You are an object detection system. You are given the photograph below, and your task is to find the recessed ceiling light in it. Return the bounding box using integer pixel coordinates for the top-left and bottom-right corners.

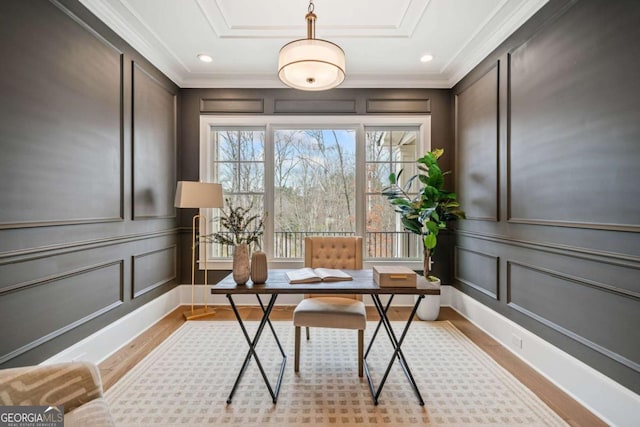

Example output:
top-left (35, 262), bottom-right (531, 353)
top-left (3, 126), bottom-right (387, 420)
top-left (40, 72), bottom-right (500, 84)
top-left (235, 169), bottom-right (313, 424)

top-left (420, 54), bottom-right (434, 63)
top-left (197, 54), bottom-right (213, 63)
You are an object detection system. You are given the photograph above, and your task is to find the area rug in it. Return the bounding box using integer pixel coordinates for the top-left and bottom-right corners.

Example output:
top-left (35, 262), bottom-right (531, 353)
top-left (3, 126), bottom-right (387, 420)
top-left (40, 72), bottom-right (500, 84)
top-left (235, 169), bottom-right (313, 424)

top-left (105, 320), bottom-right (567, 426)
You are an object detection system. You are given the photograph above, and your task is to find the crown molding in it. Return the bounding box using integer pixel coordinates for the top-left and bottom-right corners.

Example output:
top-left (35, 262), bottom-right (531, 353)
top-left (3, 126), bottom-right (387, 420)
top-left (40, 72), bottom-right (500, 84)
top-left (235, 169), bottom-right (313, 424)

top-left (446, 0), bottom-right (549, 87)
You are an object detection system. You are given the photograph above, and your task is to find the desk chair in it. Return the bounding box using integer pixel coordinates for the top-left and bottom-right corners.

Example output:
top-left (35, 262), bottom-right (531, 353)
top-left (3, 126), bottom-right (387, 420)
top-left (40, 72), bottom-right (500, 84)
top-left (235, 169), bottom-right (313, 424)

top-left (293, 236), bottom-right (366, 377)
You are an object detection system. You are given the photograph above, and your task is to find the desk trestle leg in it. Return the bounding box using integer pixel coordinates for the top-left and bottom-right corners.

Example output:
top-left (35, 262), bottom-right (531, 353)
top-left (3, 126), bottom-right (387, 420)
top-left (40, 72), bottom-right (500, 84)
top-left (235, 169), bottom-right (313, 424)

top-left (225, 294), bottom-right (287, 404)
top-left (363, 294), bottom-right (425, 406)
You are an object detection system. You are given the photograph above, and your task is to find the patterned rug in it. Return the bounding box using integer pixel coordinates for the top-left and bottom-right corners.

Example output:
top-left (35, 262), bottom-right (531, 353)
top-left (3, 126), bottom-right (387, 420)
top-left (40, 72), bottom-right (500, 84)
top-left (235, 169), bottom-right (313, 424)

top-left (105, 320), bottom-right (567, 426)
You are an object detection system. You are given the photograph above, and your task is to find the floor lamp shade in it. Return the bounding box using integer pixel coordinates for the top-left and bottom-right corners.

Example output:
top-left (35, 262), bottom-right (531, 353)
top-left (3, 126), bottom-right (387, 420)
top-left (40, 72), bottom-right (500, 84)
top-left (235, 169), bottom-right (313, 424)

top-left (174, 181), bottom-right (223, 209)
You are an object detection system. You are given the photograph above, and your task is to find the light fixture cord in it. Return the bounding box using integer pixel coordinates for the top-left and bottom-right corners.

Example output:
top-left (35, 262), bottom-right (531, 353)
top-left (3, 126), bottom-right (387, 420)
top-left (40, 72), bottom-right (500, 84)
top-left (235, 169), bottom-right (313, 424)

top-left (306, 0), bottom-right (317, 40)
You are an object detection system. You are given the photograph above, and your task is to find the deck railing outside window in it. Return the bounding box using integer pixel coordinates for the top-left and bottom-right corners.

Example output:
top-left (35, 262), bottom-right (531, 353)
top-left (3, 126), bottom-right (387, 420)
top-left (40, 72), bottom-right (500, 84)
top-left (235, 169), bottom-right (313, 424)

top-left (209, 231), bottom-right (419, 259)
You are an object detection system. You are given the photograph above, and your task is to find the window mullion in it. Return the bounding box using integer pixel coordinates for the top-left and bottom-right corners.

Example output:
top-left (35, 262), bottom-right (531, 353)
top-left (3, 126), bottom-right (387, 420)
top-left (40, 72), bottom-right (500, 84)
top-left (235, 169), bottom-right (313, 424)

top-left (263, 124), bottom-right (275, 259)
top-left (355, 124), bottom-right (366, 248)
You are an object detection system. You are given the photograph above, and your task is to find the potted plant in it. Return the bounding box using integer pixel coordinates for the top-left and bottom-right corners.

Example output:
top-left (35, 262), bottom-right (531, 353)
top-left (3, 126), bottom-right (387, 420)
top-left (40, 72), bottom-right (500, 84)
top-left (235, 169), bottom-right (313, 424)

top-left (381, 148), bottom-right (465, 320)
top-left (207, 198), bottom-right (264, 284)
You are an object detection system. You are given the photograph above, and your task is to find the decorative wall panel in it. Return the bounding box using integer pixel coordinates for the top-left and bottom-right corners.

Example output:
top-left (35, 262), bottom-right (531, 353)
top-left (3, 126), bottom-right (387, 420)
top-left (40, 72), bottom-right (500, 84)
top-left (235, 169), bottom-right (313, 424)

top-left (0, 1), bottom-right (123, 228)
top-left (507, 261), bottom-right (639, 372)
top-left (366, 98), bottom-right (431, 113)
top-left (132, 245), bottom-right (177, 298)
top-left (274, 99), bottom-right (357, 114)
top-left (508, 1), bottom-right (640, 230)
top-left (0, 261), bottom-right (123, 364)
top-left (454, 246), bottom-right (499, 299)
top-left (132, 63), bottom-right (177, 219)
top-left (455, 64), bottom-right (499, 221)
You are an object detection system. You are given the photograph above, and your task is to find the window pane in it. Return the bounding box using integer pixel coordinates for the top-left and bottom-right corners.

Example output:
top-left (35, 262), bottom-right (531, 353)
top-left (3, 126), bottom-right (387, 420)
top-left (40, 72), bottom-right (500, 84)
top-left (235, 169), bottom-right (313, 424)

top-left (365, 128), bottom-right (420, 259)
top-left (391, 130), bottom-right (418, 162)
top-left (366, 130), bottom-right (391, 162)
top-left (238, 163), bottom-right (264, 192)
top-left (212, 129), bottom-right (264, 162)
top-left (366, 162), bottom-right (390, 193)
top-left (215, 162), bottom-right (236, 193)
top-left (273, 129), bottom-right (356, 258)
top-left (238, 131), bottom-right (265, 162)
top-left (366, 195), bottom-right (420, 259)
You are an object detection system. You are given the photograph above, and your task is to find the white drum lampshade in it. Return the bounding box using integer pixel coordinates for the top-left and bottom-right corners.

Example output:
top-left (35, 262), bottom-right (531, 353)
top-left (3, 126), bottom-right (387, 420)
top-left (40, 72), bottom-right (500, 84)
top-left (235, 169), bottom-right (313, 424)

top-left (278, 1), bottom-right (345, 91)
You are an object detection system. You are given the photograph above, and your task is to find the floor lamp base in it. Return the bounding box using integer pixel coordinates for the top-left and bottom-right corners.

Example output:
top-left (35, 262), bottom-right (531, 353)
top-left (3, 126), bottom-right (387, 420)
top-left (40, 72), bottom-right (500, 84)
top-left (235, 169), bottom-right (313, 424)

top-left (183, 306), bottom-right (216, 320)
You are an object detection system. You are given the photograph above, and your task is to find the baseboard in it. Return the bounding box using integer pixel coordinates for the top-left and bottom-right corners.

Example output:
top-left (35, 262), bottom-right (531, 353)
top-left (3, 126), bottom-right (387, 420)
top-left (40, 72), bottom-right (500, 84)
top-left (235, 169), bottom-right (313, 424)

top-left (448, 286), bottom-right (640, 427)
top-left (42, 286), bottom-right (182, 366)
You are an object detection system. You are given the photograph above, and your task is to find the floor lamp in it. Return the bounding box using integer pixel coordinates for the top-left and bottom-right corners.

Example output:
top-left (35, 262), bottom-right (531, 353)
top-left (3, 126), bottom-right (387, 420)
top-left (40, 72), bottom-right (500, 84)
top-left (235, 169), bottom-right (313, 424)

top-left (175, 181), bottom-right (223, 320)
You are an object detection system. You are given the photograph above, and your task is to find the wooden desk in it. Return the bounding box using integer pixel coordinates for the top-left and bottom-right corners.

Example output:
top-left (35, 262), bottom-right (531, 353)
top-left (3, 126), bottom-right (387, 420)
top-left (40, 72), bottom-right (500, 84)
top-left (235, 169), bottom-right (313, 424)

top-left (211, 269), bottom-right (439, 405)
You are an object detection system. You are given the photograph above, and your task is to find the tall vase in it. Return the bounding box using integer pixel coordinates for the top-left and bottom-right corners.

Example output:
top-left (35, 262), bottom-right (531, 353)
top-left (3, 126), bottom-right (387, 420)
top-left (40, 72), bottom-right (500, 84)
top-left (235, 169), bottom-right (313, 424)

top-left (250, 251), bottom-right (268, 284)
top-left (232, 243), bottom-right (250, 285)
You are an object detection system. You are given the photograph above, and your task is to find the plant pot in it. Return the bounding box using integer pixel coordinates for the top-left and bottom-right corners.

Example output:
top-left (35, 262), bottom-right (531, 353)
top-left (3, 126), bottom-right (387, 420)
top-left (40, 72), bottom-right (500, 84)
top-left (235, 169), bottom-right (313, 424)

top-left (232, 243), bottom-right (250, 285)
top-left (416, 277), bottom-right (441, 321)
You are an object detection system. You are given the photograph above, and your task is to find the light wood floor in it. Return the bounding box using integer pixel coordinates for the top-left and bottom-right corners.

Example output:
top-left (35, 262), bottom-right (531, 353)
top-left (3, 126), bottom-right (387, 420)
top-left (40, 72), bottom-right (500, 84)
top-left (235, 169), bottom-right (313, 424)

top-left (99, 305), bottom-right (606, 426)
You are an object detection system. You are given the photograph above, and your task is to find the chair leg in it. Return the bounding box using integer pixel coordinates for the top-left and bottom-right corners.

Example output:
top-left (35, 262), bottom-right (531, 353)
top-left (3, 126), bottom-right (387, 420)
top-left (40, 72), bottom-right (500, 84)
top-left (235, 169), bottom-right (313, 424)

top-left (305, 326), bottom-right (310, 340)
top-left (358, 329), bottom-right (364, 377)
top-left (295, 326), bottom-right (301, 373)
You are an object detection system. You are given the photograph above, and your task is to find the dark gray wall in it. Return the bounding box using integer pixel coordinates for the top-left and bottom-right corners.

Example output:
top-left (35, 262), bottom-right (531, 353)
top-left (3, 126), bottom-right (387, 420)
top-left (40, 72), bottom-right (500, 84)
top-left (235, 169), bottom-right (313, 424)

top-left (0, 0), bottom-right (179, 367)
top-left (178, 88), bottom-right (455, 284)
top-left (453, 0), bottom-right (640, 393)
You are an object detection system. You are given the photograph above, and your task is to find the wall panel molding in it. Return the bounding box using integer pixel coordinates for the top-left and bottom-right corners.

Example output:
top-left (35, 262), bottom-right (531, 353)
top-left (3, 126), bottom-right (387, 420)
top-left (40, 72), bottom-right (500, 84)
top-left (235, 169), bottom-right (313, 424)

top-left (201, 98), bottom-right (264, 114)
top-left (455, 62), bottom-right (500, 222)
top-left (0, 2), bottom-right (125, 230)
top-left (0, 229), bottom-right (179, 264)
top-left (0, 260), bottom-right (124, 364)
top-left (507, 260), bottom-right (640, 373)
top-left (506, 217), bottom-right (640, 233)
top-left (131, 62), bottom-right (177, 220)
top-left (505, 15), bottom-right (640, 231)
top-left (454, 246), bottom-right (499, 299)
top-left (275, 99), bottom-right (357, 114)
top-left (366, 98), bottom-right (430, 113)
top-left (132, 245), bottom-right (177, 298)
top-left (456, 229), bottom-right (640, 268)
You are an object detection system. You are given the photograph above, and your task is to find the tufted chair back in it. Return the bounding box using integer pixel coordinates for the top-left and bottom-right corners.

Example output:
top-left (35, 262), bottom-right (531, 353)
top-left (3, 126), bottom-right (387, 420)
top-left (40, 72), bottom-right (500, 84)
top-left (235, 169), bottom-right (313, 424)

top-left (304, 236), bottom-right (362, 300)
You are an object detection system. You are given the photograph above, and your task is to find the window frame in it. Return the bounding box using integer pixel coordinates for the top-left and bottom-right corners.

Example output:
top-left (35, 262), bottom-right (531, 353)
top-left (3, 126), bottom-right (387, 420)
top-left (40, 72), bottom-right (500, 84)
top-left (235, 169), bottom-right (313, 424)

top-left (199, 115), bottom-right (430, 270)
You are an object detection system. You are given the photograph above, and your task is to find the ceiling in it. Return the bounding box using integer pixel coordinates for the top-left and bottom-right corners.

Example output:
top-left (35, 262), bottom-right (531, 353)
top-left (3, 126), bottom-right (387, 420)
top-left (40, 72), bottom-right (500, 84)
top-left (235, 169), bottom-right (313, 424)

top-left (80, 0), bottom-right (548, 89)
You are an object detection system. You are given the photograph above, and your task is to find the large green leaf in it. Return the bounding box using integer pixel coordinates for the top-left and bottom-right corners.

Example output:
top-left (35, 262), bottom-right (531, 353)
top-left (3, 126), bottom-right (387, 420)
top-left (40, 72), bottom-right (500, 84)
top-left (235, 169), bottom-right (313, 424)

top-left (427, 168), bottom-right (444, 189)
top-left (401, 216), bottom-right (422, 234)
top-left (391, 198), bottom-right (411, 206)
top-left (425, 220), bottom-right (440, 235)
top-left (424, 234), bottom-right (437, 249)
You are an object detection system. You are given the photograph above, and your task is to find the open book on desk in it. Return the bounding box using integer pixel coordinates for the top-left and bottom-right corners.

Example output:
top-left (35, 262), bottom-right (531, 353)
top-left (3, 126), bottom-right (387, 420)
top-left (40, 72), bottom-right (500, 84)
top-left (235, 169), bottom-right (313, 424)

top-left (286, 268), bottom-right (352, 284)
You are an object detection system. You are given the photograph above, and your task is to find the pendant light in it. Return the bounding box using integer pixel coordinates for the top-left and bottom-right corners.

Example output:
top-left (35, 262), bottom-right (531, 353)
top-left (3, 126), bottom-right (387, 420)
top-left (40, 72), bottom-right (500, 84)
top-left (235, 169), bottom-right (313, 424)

top-left (278, 0), bottom-right (346, 91)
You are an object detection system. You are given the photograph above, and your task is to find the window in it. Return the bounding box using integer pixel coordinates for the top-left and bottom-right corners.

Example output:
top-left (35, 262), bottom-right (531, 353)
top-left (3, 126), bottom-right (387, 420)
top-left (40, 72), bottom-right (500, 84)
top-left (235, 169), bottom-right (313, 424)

top-left (200, 116), bottom-right (429, 268)
top-left (365, 128), bottom-right (421, 259)
top-left (206, 128), bottom-right (265, 257)
top-left (273, 128), bottom-right (356, 258)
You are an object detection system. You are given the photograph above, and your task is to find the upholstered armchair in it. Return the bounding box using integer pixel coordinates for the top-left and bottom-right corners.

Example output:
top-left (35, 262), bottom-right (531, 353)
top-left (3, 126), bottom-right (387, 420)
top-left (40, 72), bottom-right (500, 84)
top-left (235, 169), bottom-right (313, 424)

top-left (0, 362), bottom-right (115, 427)
top-left (293, 236), bottom-right (366, 377)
